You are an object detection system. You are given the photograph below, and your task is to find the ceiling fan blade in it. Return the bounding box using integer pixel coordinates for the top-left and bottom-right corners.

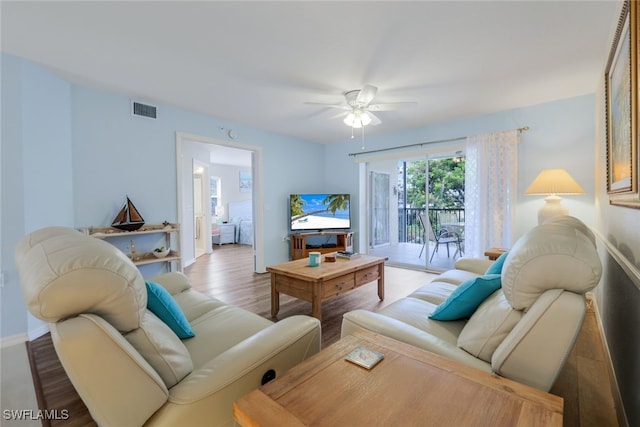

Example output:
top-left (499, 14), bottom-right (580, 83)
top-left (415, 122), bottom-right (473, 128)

top-left (368, 101), bottom-right (418, 111)
top-left (303, 102), bottom-right (349, 110)
top-left (366, 111), bottom-right (382, 126)
top-left (356, 84), bottom-right (378, 106)
top-left (328, 110), bottom-right (350, 120)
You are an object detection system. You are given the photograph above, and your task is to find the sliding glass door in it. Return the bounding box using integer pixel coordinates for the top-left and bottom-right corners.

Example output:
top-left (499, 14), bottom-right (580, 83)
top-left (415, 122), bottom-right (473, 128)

top-left (370, 171), bottom-right (390, 247)
top-left (368, 152), bottom-right (465, 271)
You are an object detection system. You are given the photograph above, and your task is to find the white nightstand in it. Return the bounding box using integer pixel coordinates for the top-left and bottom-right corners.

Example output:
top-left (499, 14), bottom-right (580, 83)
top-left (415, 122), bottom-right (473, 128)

top-left (212, 223), bottom-right (235, 246)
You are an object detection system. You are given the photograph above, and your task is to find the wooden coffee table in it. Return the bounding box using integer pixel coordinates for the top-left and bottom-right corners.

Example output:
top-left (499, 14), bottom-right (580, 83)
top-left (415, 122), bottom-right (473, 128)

top-left (267, 254), bottom-right (386, 321)
top-left (233, 329), bottom-right (563, 426)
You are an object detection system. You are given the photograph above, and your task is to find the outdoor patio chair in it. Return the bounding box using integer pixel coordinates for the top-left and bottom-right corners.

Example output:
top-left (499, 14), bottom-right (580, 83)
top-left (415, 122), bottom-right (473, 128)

top-left (419, 213), bottom-right (463, 262)
top-left (438, 211), bottom-right (465, 254)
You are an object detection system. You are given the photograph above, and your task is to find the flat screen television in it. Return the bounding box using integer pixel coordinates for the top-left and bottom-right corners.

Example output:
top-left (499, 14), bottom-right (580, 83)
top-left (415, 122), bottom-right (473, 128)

top-left (290, 193), bottom-right (351, 231)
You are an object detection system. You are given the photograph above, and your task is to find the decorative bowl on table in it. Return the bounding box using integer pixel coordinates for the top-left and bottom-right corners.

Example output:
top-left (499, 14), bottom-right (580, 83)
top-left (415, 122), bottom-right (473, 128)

top-left (153, 247), bottom-right (170, 258)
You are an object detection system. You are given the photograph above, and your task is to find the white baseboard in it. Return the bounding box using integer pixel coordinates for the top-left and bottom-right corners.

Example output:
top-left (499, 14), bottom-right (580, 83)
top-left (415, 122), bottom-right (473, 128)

top-left (0, 333), bottom-right (28, 349)
top-left (0, 324), bottom-right (49, 349)
top-left (28, 324), bottom-right (49, 341)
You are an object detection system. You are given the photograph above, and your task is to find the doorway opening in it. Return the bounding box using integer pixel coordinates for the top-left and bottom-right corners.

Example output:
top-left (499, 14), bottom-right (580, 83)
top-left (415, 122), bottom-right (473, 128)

top-left (176, 133), bottom-right (264, 273)
top-left (193, 161), bottom-right (208, 259)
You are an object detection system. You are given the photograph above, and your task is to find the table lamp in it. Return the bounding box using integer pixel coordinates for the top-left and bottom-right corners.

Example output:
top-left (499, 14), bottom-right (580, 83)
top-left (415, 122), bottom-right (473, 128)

top-left (525, 168), bottom-right (585, 224)
top-left (215, 205), bottom-right (225, 223)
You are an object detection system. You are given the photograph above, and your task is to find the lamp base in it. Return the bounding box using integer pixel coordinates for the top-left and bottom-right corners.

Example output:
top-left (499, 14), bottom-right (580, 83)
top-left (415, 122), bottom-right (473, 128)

top-left (537, 195), bottom-right (569, 224)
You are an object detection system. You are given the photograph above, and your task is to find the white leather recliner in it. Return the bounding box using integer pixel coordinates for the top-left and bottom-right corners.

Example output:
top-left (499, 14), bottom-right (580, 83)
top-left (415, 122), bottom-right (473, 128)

top-left (15, 227), bottom-right (321, 426)
top-left (342, 216), bottom-right (602, 391)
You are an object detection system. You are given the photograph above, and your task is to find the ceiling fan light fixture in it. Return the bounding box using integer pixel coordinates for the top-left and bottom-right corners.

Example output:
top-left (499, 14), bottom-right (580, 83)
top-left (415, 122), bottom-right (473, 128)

top-left (343, 110), bottom-right (371, 128)
top-left (343, 112), bottom-right (356, 127)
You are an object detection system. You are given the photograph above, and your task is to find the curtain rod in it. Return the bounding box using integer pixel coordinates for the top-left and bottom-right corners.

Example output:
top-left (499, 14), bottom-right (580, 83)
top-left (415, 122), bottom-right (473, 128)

top-left (348, 126), bottom-right (530, 157)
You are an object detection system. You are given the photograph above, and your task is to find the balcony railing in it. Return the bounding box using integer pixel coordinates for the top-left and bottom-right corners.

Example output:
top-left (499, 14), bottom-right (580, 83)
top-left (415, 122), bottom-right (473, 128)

top-left (399, 208), bottom-right (465, 244)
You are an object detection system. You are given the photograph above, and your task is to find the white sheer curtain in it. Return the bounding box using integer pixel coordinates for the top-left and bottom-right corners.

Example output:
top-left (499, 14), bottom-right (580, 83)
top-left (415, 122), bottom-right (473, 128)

top-left (464, 130), bottom-right (519, 257)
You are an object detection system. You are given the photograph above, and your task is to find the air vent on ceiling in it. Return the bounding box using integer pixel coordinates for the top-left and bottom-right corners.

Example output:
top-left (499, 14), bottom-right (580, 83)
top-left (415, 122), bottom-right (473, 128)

top-left (131, 101), bottom-right (157, 119)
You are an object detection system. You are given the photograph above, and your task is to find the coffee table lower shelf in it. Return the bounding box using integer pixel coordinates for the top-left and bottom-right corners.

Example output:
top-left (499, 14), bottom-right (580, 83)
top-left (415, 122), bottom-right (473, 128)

top-left (233, 330), bottom-right (563, 426)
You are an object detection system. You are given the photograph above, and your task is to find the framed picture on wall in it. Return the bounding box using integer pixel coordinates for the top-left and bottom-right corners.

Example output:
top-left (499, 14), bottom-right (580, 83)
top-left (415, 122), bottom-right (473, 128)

top-left (239, 171), bottom-right (252, 193)
top-left (606, 0), bottom-right (640, 208)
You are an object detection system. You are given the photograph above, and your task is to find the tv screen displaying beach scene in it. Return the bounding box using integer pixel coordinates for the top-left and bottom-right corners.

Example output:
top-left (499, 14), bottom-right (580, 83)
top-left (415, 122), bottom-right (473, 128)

top-left (290, 193), bottom-right (351, 231)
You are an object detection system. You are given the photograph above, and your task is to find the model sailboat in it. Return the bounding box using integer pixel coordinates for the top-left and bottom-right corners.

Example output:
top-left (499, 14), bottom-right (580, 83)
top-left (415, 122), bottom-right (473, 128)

top-left (111, 196), bottom-right (145, 231)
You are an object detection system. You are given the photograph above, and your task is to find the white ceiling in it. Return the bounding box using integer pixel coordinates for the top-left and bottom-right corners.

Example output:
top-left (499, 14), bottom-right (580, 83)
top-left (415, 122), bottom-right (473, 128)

top-left (1, 1), bottom-right (622, 144)
top-left (208, 143), bottom-right (252, 167)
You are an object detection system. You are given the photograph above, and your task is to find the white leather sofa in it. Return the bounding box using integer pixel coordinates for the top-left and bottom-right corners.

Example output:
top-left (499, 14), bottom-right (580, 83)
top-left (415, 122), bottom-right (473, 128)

top-left (342, 216), bottom-right (602, 391)
top-left (15, 226), bottom-right (321, 426)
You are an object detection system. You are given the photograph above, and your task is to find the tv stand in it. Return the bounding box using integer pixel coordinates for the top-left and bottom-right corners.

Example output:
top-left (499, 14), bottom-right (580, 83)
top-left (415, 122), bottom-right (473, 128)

top-left (291, 231), bottom-right (353, 260)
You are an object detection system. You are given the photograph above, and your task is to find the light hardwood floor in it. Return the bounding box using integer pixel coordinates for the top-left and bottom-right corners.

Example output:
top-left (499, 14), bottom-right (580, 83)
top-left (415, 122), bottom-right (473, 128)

top-left (187, 244), bottom-right (440, 347)
top-left (24, 244), bottom-right (622, 426)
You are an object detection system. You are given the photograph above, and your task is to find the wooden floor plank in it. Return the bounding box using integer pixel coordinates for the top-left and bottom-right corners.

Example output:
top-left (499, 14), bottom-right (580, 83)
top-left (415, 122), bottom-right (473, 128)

top-left (25, 244), bottom-right (620, 426)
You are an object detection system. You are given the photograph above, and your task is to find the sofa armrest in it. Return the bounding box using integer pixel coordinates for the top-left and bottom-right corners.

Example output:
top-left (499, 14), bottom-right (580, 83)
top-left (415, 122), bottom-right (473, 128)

top-left (491, 290), bottom-right (585, 391)
top-left (454, 257), bottom-right (495, 274)
top-left (144, 315), bottom-right (321, 426)
top-left (52, 314), bottom-right (169, 427)
top-left (341, 310), bottom-right (491, 372)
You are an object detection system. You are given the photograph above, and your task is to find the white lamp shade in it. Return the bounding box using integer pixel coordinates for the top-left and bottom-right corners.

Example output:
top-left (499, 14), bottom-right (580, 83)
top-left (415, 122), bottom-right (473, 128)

top-left (525, 169), bottom-right (585, 224)
top-left (524, 169), bottom-right (585, 195)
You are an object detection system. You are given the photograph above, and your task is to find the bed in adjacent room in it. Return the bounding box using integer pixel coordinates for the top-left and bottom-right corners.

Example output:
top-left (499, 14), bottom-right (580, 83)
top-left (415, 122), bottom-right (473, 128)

top-left (228, 199), bottom-right (253, 245)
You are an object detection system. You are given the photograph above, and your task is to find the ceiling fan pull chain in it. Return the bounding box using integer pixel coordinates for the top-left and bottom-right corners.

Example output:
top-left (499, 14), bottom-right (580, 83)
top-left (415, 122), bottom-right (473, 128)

top-left (361, 125), bottom-right (365, 150)
top-left (351, 125), bottom-right (355, 139)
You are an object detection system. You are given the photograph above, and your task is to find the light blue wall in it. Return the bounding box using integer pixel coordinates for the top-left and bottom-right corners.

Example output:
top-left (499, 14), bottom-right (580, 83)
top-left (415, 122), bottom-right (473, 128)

top-left (1, 55), bottom-right (74, 338)
top-left (2, 54), bottom-right (328, 339)
top-left (1, 55), bottom-right (27, 339)
top-left (70, 85), bottom-right (325, 268)
top-left (325, 94), bottom-right (596, 248)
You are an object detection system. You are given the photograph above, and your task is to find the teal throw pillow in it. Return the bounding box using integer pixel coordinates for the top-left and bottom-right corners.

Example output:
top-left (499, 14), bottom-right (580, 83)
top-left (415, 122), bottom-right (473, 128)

top-left (145, 281), bottom-right (195, 339)
top-left (485, 251), bottom-right (509, 275)
top-left (429, 274), bottom-right (502, 321)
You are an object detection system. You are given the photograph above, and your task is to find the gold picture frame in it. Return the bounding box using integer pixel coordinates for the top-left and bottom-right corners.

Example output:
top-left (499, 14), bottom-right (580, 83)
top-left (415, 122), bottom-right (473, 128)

top-left (606, 0), bottom-right (640, 208)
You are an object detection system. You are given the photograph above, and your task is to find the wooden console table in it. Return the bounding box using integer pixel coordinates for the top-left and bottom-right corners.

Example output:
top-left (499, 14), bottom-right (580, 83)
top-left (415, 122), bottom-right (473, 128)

top-left (267, 254), bottom-right (385, 321)
top-left (233, 329), bottom-right (563, 426)
top-left (290, 231), bottom-right (353, 260)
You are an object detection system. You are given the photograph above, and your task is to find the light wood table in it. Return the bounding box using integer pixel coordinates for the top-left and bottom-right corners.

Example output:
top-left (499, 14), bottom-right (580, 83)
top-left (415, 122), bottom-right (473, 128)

top-left (233, 329), bottom-right (563, 427)
top-left (267, 254), bottom-right (386, 321)
top-left (484, 247), bottom-right (508, 260)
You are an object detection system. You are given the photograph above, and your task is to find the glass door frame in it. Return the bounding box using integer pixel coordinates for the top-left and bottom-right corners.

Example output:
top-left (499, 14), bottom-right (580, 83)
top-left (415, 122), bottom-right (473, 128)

top-left (358, 143), bottom-right (465, 272)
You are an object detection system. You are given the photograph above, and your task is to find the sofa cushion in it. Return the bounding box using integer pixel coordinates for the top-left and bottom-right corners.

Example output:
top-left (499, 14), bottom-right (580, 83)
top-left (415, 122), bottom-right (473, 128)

top-left (434, 268), bottom-right (481, 286)
top-left (125, 311), bottom-right (194, 388)
top-left (502, 218), bottom-right (602, 310)
top-left (429, 274), bottom-right (502, 321)
top-left (408, 281), bottom-right (458, 305)
top-left (173, 289), bottom-right (229, 322)
top-left (378, 298), bottom-right (466, 346)
top-left (184, 305), bottom-right (274, 368)
top-left (147, 272), bottom-right (192, 295)
top-left (146, 281), bottom-right (195, 339)
top-left (457, 290), bottom-right (523, 362)
top-left (485, 251), bottom-right (509, 275)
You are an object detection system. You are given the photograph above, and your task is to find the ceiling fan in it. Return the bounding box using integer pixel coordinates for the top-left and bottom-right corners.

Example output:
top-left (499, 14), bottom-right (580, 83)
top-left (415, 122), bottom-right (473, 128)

top-left (305, 84), bottom-right (416, 129)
